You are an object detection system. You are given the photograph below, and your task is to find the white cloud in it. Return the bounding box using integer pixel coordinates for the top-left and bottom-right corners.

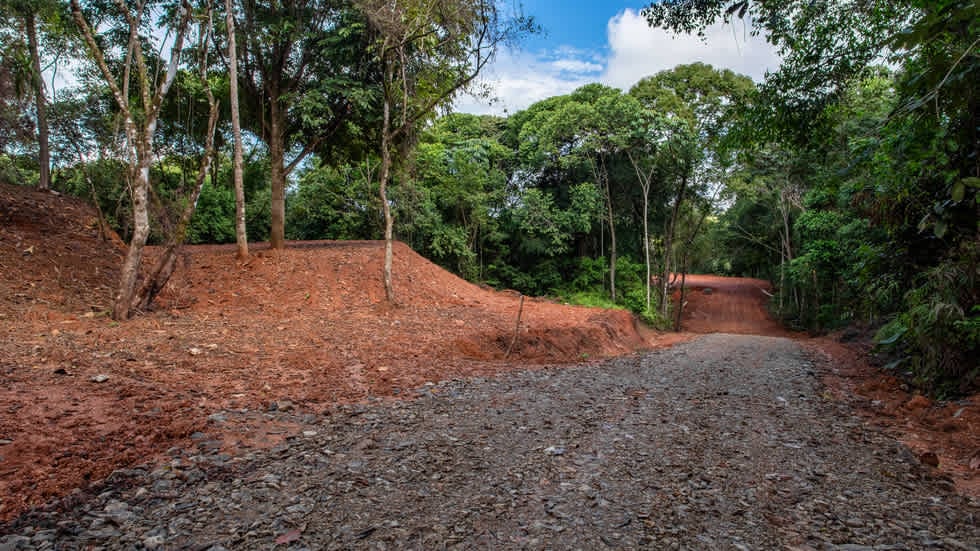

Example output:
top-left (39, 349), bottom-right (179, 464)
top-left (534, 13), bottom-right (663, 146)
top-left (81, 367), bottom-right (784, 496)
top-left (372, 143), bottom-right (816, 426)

top-left (455, 9), bottom-right (781, 116)
top-left (454, 47), bottom-right (598, 116)
top-left (601, 9), bottom-right (780, 90)
top-left (550, 59), bottom-right (604, 74)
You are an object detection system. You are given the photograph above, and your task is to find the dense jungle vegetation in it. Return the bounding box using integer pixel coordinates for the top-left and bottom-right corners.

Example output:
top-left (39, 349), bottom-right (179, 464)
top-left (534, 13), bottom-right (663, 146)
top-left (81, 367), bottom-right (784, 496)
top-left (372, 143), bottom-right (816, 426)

top-left (1, 0), bottom-right (976, 394)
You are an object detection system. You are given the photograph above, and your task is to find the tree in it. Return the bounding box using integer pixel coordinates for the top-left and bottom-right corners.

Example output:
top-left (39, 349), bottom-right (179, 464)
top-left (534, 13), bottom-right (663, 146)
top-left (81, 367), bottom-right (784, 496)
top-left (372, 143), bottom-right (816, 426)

top-left (644, 1), bottom-right (978, 391)
top-left (642, 1), bottom-right (906, 136)
top-left (71, 0), bottom-right (194, 319)
top-left (232, 0), bottom-right (377, 249)
top-left (630, 64), bottom-right (752, 318)
top-left (224, 0), bottom-right (247, 258)
top-left (408, 113), bottom-right (512, 279)
top-left (614, 101), bottom-right (663, 313)
top-left (0, 0), bottom-right (63, 190)
top-left (135, 1), bottom-right (221, 310)
top-left (358, 0), bottom-right (531, 302)
top-left (509, 85), bottom-right (631, 301)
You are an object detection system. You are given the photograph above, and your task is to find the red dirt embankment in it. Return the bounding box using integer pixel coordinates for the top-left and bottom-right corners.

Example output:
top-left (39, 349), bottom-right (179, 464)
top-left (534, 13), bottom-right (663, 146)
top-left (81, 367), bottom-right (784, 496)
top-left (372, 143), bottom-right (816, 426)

top-left (0, 183), bottom-right (683, 521)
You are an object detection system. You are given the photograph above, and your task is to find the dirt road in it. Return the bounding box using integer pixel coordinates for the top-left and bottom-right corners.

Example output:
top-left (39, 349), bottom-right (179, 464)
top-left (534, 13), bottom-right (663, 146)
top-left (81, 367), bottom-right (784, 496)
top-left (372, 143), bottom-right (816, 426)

top-left (3, 334), bottom-right (976, 549)
top-left (677, 274), bottom-right (787, 335)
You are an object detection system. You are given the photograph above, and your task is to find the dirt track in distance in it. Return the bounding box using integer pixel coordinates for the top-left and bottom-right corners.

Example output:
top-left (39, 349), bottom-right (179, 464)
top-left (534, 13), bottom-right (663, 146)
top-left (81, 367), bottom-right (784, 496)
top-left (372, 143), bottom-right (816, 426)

top-left (676, 274), bottom-right (787, 336)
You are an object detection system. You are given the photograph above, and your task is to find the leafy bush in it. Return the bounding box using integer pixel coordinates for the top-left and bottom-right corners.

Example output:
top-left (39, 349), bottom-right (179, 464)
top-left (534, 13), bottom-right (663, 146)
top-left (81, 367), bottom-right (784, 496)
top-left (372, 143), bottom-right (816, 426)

top-left (875, 243), bottom-right (979, 396)
top-left (187, 181), bottom-right (236, 244)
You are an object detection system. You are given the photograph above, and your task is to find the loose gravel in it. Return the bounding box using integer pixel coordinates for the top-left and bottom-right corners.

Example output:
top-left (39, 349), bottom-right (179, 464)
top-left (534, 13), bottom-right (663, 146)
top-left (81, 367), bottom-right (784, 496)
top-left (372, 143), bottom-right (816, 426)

top-left (2, 334), bottom-right (977, 550)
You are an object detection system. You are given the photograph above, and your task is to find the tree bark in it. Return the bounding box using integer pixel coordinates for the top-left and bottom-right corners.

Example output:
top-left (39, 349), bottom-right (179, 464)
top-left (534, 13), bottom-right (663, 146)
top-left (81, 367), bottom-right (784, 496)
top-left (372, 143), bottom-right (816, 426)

top-left (643, 188), bottom-right (650, 312)
top-left (115, 147), bottom-right (152, 319)
top-left (71, 0), bottom-right (191, 320)
top-left (629, 151), bottom-right (653, 313)
top-left (597, 159), bottom-right (616, 302)
top-left (380, 93), bottom-right (395, 303)
top-left (269, 96), bottom-right (286, 249)
top-left (606, 179), bottom-right (617, 303)
top-left (225, 0), bottom-right (248, 259)
top-left (25, 12), bottom-right (50, 191)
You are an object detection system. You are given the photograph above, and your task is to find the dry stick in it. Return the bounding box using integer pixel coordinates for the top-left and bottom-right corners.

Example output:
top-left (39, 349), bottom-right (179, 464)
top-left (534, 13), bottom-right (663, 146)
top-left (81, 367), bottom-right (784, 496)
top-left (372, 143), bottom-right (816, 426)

top-left (505, 295), bottom-right (525, 359)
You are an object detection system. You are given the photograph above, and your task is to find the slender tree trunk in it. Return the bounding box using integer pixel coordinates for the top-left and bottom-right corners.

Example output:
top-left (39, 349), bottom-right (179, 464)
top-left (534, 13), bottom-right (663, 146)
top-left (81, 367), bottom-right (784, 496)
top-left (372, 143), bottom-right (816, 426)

top-left (661, 174), bottom-right (688, 317)
top-left (674, 270), bottom-right (687, 331)
top-left (602, 166), bottom-right (616, 302)
top-left (71, 0), bottom-right (190, 320)
top-left (134, 91), bottom-right (219, 310)
top-left (642, 185), bottom-right (650, 312)
top-left (25, 12), bottom-right (50, 191)
top-left (225, 0), bottom-right (248, 259)
top-left (379, 94), bottom-right (395, 303)
top-left (114, 145), bottom-right (152, 319)
top-left (268, 97), bottom-right (286, 249)
top-left (778, 188), bottom-right (793, 314)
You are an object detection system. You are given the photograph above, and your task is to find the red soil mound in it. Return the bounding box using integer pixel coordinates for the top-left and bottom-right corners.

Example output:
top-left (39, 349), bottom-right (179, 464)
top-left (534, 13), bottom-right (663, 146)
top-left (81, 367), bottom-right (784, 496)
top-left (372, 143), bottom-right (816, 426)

top-left (0, 183), bottom-right (678, 521)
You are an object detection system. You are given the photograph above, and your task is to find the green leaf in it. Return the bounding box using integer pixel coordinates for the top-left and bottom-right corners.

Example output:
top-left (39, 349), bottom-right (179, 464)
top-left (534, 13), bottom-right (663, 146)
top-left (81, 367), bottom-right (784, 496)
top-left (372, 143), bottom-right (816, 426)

top-left (933, 219), bottom-right (947, 238)
top-left (877, 325), bottom-right (907, 345)
top-left (951, 181), bottom-right (965, 202)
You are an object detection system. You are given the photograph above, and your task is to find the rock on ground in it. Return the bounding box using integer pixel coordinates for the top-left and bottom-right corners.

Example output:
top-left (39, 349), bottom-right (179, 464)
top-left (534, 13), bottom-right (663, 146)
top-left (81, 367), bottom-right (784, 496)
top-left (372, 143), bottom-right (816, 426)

top-left (2, 334), bottom-right (977, 550)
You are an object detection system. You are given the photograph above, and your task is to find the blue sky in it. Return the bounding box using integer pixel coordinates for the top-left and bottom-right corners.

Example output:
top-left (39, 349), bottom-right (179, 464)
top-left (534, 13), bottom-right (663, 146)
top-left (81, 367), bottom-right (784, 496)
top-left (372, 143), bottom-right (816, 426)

top-left (455, 2), bottom-right (781, 114)
top-left (518, 0), bottom-right (651, 53)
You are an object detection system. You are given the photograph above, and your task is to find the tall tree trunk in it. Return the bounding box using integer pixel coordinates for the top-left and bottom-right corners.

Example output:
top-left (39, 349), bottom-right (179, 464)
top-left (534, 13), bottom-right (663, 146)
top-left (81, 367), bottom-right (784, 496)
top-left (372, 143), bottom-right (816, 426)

top-left (674, 270), bottom-right (687, 331)
top-left (642, 187), bottom-right (650, 312)
top-left (268, 97), bottom-right (286, 249)
top-left (661, 174), bottom-right (688, 317)
top-left (71, 0), bottom-right (191, 320)
top-left (778, 188), bottom-right (794, 315)
top-left (225, 0), bottom-right (248, 259)
top-left (25, 12), bottom-right (50, 191)
top-left (379, 94), bottom-right (395, 303)
top-left (601, 164), bottom-right (616, 302)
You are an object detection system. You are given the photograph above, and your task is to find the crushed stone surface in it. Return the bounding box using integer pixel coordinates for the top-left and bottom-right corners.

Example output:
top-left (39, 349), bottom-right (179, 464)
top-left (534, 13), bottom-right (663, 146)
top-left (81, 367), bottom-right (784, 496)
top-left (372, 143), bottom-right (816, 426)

top-left (2, 334), bottom-right (978, 550)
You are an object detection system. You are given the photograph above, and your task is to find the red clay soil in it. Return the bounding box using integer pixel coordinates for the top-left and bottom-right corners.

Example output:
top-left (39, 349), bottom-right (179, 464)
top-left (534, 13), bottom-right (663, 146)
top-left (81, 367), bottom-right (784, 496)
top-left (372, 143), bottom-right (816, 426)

top-left (804, 338), bottom-right (980, 498)
top-left (674, 274), bottom-right (788, 335)
top-left (0, 183), bottom-right (688, 521)
top-left (0, 182), bottom-right (976, 522)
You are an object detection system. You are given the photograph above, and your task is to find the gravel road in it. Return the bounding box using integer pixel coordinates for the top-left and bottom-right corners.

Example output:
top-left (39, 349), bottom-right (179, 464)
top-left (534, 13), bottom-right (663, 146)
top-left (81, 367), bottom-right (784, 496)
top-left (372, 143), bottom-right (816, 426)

top-left (2, 334), bottom-right (977, 550)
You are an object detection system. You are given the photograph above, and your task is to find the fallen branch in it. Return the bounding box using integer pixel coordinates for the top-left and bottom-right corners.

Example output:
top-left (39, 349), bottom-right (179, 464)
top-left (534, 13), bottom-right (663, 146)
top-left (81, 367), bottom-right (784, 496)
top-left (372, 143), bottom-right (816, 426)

top-left (504, 295), bottom-right (525, 359)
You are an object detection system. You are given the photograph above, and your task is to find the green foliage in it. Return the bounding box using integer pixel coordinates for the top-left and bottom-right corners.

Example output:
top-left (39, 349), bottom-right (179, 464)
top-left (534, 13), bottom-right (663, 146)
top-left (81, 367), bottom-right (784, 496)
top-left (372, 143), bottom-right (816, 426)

top-left (186, 181), bottom-right (236, 244)
top-left (512, 183), bottom-right (600, 257)
top-left (645, 1), bottom-right (978, 393)
top-left (54, 158), bottom-right (129, 235)
top-left (245, 186), bottom-right (271, 242)
top-left (875, 243), bottom-right (980, 396)
top-left (560, 291), bottom-right (622, 311)
top-left (286, 161), bottom-right (380, 241)
top-left (0, 153), bottom-right (37, 186)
